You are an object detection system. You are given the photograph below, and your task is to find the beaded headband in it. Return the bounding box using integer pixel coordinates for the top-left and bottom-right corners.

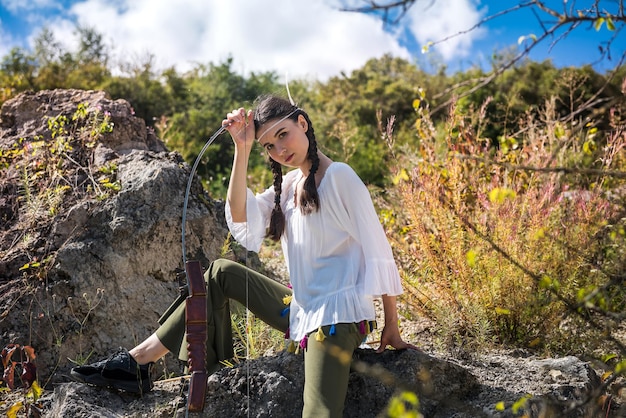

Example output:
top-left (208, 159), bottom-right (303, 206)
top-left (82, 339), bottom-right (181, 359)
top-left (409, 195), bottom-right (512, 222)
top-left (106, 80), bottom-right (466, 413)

top-left (256, 108), bottom-right (300, 142)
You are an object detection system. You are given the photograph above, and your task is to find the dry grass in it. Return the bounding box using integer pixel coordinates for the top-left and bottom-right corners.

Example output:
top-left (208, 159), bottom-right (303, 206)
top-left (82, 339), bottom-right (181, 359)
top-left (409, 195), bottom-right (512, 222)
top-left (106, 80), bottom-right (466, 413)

top-left (380, 96), bottom-right (626, 355)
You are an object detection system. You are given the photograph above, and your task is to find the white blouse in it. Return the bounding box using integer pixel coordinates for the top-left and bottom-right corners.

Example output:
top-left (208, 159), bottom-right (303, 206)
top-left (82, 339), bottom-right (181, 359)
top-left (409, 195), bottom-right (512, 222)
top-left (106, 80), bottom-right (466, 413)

top-left (225, 162), bottom-right (403, 341)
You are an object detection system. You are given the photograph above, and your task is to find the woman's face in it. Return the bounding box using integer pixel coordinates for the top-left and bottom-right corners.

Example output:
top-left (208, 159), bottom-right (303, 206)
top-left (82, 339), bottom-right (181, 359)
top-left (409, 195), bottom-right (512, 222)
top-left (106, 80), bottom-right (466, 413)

top-left (257, 114), bottom-right (310, 169)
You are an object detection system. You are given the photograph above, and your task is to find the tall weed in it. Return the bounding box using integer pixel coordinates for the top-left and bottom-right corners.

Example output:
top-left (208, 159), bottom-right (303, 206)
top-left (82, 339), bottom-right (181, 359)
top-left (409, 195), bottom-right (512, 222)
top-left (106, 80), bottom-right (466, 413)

top-left (384, 95), bottom-right (625, 354)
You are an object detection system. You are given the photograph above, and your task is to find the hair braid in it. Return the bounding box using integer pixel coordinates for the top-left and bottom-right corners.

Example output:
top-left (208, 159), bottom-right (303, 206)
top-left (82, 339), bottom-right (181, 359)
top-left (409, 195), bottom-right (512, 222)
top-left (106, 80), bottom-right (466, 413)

top-left (267, 157), bottom-right (285, 241)
top-left (299, 112), bottom-right (320, 215)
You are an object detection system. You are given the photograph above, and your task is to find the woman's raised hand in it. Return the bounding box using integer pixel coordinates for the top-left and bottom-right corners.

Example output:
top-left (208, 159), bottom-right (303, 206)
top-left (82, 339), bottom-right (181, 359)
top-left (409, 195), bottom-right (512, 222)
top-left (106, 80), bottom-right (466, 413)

top-left (223, 108), bottom-right (255, 149)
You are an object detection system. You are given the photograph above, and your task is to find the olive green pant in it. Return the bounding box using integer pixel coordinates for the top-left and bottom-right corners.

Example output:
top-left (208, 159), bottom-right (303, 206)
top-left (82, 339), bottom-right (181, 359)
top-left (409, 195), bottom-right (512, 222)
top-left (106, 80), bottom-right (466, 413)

top-left (156, 258), bottom-right (365, 418)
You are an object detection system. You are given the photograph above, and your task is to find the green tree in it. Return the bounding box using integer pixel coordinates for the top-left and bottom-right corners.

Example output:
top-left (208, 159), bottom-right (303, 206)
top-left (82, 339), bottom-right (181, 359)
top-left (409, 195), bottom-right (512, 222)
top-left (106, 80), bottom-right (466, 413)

top-left (29, 26), bottom-right (111, 91)
top-left (33, 27), bottom-right (63, 67)
top-left (102, 56), bottom-right (177, 124)
top-left (311, 55), bottom-right (429, 185)
top-left (165, 58), bottom-right (280, 197)
top-left (0, 47), bottom-right (37, 94)
top-left (74, 25), bottom-right (109, 66)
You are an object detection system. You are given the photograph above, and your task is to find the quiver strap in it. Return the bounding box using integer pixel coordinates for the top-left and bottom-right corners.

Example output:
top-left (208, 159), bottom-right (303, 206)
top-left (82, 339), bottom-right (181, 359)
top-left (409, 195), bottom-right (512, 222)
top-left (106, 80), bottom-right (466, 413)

top-left (185, 260), bottom-right (208, 412)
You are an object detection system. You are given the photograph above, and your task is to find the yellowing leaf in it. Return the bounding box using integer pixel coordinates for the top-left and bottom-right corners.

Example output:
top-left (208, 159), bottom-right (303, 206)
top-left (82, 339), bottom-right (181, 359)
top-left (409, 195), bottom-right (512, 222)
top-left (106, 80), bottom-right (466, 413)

top-left (601, 371), bottom-right (613, 381)
top-left (539, 275), bottom-right (560, 291)
top-left (27, 380), bottom-right (43, 401)
top-left (554, 123), bottom-right (565, 139)
top-left (7, 401), bottom-right (23, 418)
top-left (594, 17), bottom-right (605, 31)
top-left (400, 390), bottom-right (419, 406)
top-left (512, 394), bottom-right (531, 414)
top-left (495, 307), bottom-right (511, 315)
top-left (531, 228), bottom-right (545, 240)
top-left (583, 140), bottom-right (596, 155)
top-left (466, 249), bottom-right (477, 267)
top-left (393, 169), bottom-right (410, 185)
top-left (387, 391), bottom-right (421, 417)
top-left (495, 401), bottom-right (506, 411)
top-left (488, 188), bottom-right (516, 204)
top-left (601, 353), bottom-right (617, 363)
top-left (607, 17), bottom-right (615, 31)
top-left (539, 275), bottom-right (552, 289)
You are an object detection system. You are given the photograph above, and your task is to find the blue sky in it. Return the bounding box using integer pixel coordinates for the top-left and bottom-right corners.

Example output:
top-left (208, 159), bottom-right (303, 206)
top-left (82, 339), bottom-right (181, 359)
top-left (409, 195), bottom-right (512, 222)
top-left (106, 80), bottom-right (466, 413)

top-left (0, 0), bottom-right (623, 80)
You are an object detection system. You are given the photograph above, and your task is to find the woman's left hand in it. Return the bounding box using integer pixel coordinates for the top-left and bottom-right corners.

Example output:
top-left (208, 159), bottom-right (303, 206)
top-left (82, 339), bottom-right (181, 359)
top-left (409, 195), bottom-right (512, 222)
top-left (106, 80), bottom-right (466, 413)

top-left (376, 323), bottom-right (419, 353)
top-left (377, 295), bottom-right (420, 352)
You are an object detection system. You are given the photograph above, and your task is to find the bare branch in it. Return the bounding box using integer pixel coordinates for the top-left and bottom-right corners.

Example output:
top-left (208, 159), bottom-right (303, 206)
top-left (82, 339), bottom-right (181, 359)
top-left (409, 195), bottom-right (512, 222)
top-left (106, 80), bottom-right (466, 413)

top-left (341, 0), bottom-right (626, 111)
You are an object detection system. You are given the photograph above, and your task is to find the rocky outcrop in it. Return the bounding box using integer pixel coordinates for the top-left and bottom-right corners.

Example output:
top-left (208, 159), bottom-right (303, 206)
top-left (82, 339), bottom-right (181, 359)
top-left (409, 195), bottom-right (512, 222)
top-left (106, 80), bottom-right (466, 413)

top-left (0, 89), bottom-right (229, 381)
top-left (44, 349), bottom-right (482, 418)
top-left (39, 348), bottom-right (614, 417)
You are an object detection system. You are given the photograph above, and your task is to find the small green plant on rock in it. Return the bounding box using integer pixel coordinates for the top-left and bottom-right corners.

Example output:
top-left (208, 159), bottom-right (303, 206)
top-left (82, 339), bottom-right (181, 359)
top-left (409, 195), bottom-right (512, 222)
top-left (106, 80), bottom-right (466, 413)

top-left (67, 288), bottom-right (105, 366)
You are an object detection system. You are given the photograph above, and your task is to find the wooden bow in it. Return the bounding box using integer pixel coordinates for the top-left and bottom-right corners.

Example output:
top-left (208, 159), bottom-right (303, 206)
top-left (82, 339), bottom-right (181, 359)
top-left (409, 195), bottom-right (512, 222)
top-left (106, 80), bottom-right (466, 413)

top-left (185, 260), bottom-right (207, 412)
top-left (180, 126), bottom-right (226, 413)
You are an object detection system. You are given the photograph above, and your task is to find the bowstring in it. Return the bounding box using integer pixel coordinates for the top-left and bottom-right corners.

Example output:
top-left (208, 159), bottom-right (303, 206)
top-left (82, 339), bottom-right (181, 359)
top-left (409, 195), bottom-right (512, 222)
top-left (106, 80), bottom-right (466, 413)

top-left (181, 125), bottom-right (226, 267)
top-left (244, 113), bottom-right (251, 418)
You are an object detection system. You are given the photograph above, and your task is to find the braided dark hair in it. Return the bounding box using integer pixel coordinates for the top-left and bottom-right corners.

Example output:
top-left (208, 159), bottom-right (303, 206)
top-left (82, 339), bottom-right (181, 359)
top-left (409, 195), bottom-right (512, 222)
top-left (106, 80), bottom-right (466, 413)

top-left (267, 157), bottom-right (285, 241)
top-left (298, 111), bottom-right (320, 215)
top-left (254, 95), bottom-right (321, 241)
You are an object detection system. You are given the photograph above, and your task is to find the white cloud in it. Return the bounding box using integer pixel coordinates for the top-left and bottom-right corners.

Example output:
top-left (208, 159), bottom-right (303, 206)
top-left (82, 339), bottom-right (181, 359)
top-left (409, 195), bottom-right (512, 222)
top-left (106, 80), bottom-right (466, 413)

top-left (405, 0), bottom-right (487, 60)
top-left (1, 0), bottom-right (61, 13)
top-left (38, 0), bottom-right (411, 81)
top-left (6, 0), bottom-right (489, 80)
top-left (0, 26), bottom-right (10, 58)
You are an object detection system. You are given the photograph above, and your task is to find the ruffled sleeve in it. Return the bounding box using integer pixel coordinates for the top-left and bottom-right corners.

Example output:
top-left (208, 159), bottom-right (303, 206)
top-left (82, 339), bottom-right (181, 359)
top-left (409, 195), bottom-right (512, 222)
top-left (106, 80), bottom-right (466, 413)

top-left (326, 163), bottom-right (403, 296)
top-left (225, 187), bottom-right (274, 253)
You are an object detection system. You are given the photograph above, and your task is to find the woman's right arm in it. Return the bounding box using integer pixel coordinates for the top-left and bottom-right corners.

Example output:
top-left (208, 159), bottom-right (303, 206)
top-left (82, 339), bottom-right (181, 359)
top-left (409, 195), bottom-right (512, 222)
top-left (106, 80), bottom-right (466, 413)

top-left (224, 108), bottom-right (256, 222)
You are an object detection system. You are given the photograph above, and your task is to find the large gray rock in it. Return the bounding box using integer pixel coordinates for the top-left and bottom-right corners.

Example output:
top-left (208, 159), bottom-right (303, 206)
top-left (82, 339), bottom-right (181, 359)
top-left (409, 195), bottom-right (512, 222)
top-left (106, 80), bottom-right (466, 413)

top-left (0, 89), bottom-right (229, 382)
top-left (40, 349), bottom-right (617, 417)
top-left (42, 348), bottom-right (482, 418)
top-left (202, 348), bottom-right (481, 417)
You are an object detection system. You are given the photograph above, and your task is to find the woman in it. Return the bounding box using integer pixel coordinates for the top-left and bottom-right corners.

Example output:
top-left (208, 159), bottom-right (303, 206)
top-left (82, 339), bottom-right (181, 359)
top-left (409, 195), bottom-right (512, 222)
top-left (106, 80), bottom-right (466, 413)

top-left (71, 95), bottom-right (415, 417)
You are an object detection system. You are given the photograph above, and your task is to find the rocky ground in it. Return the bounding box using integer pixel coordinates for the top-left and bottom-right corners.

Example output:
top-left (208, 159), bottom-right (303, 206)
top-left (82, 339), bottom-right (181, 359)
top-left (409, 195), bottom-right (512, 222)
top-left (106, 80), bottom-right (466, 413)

top-left (3, 313), bottom-right (622, 418)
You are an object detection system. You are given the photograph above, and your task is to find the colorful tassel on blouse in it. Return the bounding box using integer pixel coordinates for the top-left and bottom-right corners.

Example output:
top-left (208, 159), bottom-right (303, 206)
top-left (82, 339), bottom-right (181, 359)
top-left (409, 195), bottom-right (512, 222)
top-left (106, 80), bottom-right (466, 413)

top-left (287, 340), bottom-right (296, 353)
top-left (359, 321), bottom-right (366, 334)
top-left (282, 294), bottom-right (292, 305)
top-left (329, 324), bottom-right (336, 336)
top-left (295, 335), bottom-right (308, 355)
top-left (280, 307), bottom-right (290, 317)
top-left (284, 328), bottom-right (290, 339)
top-left (315, 326), bottom-right (326, 342)
top-left (299, 335), bottom-right (308, 350)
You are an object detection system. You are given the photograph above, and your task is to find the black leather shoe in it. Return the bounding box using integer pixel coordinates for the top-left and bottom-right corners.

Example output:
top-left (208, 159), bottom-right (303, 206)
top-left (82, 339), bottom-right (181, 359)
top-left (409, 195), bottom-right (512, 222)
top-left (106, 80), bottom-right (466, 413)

top-left (70, 348), bottom-right (153, 393)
